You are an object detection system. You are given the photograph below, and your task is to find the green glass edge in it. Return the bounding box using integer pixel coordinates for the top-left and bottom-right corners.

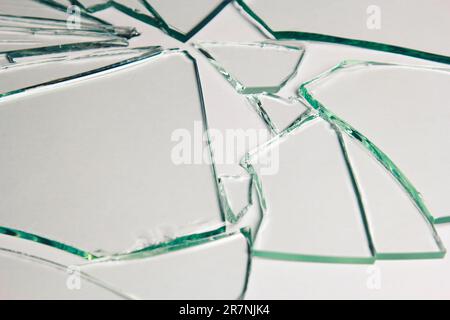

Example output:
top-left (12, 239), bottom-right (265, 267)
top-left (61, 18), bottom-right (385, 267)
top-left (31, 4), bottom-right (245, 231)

top-left (65, 0), bottom-right (231, 42)
top-left (235, 0), bottom-right (450, 65)
top-left (141, 0), bottom-right (232, 42)
top-left (194, 41), bottom-right (305, 95)
top-left (242, 100), bottom-right (446, 263)
top-left (299, 61), bottom-right (450, 227)
top-left (253, 250), bottom-right (375, 265)
top-left (0, 48), bottom-right (230, 261)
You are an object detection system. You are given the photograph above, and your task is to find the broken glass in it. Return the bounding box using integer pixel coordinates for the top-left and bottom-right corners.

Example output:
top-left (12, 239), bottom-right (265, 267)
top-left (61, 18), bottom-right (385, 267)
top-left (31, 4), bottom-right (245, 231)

top-left (78, 230), bottom-right (251, 299)
top-left (0, 46), bottom-right (161, 98)
top-left (0, 49), bottom-right (226, 258)
top-left (0, 0), bottom-right (112, 28)
top-left (53, 0), bottom-right (230, 42)
top-left (300, 61), bottom-right (450, 224)
top-left (0, 27), bottom-right (129, 57)
top-left (143, 0), bottom-right (231, 42)
top-left (243, 117), bottom-right (376, 264)
top-left (235, 0), bottom-right (450, 64)
top-left (340, 134), bottom-right (445, 259)
top-left (0, 248), bottom-right (130, 299)
top-left (195, 41), bottom-right (305, 94)
top-left (246, 94), bottom-right (308, 134)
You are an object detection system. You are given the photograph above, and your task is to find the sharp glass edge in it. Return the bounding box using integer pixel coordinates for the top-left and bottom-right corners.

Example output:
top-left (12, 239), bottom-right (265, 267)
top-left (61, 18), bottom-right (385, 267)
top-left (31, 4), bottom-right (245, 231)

top-left (193, 41), bottom-right (305, 94)
top-left (0, 247), bottom-right (135, 299)
top-left (241, 100), bottom-right (446, 263)
top-left (299, 60), bottom-right (450, 226)
top-left (55, 0), bottom-right (232, 42)
top-left (0, 48), bottom-right (235, 265)
top-left (234, 0), bottom-right (450, 65)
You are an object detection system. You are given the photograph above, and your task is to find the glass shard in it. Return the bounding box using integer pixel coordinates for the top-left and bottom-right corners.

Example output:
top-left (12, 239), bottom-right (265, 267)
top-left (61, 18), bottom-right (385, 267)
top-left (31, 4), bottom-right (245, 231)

top-left (246, 94), bottom-right (308, 133)
top-left (0, 46), bottom-right (161, 98)
top-left (144, 0), bottom-right (230, 41)
top-left (79, 230), bottom-right (251, 299)
top-left (0, 27), bottom-right (129, 57)
top-left (195, 41), bottom-right (304, 94)
top-left (236, 0), bottom-right (450, 64)
top-left (0, 49), bottom-right (224, 257)
top-left (244, 118), bottom-right (375, 264)
top-left (0, 248), bottom-right (129, 299)
top-left (300, 61), bottom-right (450, 224)
top-left (341, 135), bottom-right (444, 259)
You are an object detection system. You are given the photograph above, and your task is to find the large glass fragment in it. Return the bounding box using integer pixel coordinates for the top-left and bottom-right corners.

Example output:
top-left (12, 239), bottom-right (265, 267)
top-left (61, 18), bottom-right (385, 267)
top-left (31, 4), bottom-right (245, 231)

top-left (0, 49), bottom-right (225, 258)
top-left (244, 118), bottom-right (375, 264)
top-left (0, 46), bottom-right (160, 98)
top-left (341, 135), bottom-right (444, 259)
top-left (195, 41), bottom-right (304, 94)
top-left (79, 230), bottom-right (251, 299)
top-left (235, 0), bottom-right (450, 64)
top-left (300, 61), bottom-right (450, 224)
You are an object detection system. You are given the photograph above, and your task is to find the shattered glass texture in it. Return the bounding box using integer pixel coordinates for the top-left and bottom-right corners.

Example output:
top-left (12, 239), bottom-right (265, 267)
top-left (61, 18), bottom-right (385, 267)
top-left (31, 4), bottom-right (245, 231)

top-left (0, 0), bottom-right (449, 299)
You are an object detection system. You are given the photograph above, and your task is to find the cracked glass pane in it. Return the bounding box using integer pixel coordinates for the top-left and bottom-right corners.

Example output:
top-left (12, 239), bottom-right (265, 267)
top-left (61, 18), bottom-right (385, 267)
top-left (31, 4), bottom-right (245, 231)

top-left (0, 46), bottom-right (160, 98)
top-left (244, 118), bottom-right (375, 264)
top-left (195, 41), bottom-right (304, 94)
top-left (79, 230), bottom-right (251, 299)
top-left (236, 0), bottom-right (450, 64)
top-left (300, 61), bottom-right (450, 224)
top-left (0, 49), bottom-right (225, 258)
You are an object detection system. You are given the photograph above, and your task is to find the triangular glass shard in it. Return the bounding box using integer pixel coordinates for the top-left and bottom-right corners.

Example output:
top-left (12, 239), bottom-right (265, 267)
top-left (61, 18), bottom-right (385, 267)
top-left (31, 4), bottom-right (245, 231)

top-left (0, 49), bottom-right (225, 258)
top-left (144, 0), bottom-right (231, 42)
top-left (246, 94), bottom-right (308, 133)
top-left (341, 135), bottom-right (445, 259)
top-left (244, 118), bottom-right (375, 264)
top-left (0, 249), bottom-right (129, 299)
top-left (0, 46), bottom-right (160, 98)
top-left (218, 175), bottom-right (253, 224)
top-left (300, 61), bottom-right (450, 224)
top-left (79, 230), bottom-right (251, 299)
top-left (195, 41), bottom-right (304, 94)
top-left (235, 0), bottom-right (450, 64)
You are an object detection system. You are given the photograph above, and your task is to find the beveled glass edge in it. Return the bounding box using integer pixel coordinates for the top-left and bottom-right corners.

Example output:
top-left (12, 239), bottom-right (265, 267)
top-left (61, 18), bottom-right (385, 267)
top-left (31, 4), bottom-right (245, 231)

top-left (194, 41), bottom-right (305, 94)
top-left (0, 48), bottom-right (230, 261)
top-left (299, 60), bottom-right (450, 226)
top-left (234, 0), bottom-right (450, 65)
